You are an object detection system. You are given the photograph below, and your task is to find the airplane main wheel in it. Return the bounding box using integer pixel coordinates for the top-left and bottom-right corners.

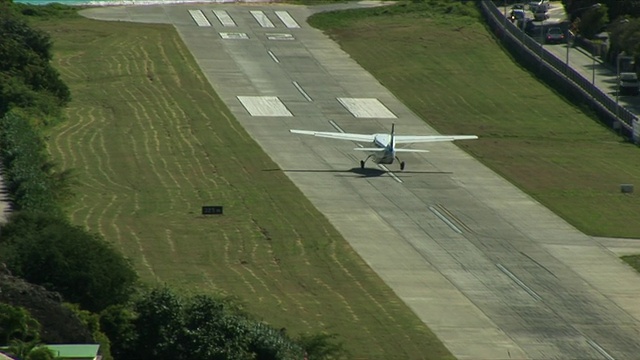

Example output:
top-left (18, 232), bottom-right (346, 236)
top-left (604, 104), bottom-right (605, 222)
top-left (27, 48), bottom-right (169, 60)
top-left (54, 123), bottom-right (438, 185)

top-left (400, 162), bottom-right (405, 171)
top-left (360, 160), bottom-right (365, 169)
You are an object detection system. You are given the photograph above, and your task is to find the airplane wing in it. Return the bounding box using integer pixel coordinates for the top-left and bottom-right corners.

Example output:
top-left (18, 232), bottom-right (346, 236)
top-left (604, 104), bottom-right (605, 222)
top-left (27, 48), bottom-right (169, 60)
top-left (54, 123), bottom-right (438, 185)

top-left (394, 135), bottom-right (478, 144)
top-left (290, 129), bottom-right (375, 142)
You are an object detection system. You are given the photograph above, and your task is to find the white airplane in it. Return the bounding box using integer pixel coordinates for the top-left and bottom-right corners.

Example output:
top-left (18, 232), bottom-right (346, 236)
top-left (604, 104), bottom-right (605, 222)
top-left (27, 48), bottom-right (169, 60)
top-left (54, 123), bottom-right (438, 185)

top-left (290, 123), bottom-right (478, 171)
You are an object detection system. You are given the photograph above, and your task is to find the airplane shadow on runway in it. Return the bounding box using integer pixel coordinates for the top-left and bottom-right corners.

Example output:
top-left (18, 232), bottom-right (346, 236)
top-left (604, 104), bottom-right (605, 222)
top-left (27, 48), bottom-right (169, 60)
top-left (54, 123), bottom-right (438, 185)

top-left (263, 168), bottom-right (452, 178)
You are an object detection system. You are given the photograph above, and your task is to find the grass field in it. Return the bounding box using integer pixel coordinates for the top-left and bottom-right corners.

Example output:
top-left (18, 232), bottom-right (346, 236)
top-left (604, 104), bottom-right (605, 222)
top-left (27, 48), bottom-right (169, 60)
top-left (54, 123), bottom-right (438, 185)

top-left (309, 5), bottom-right (640, 239)
top-left (36, 2), bottom-right (640, 358)
top-left (36, 15), bottom-right (453, 360)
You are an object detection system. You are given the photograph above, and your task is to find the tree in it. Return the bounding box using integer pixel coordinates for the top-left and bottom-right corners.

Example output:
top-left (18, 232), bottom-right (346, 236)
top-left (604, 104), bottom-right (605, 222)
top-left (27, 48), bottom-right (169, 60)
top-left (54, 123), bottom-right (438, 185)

top-left (0, 304), bottom-right (40, 345)
top-left (107, 287), bottom-right (307, 360)
top-left (0, 212), bottom-right (138, 312)
top-left (575, 3), bottom-right (609, 39)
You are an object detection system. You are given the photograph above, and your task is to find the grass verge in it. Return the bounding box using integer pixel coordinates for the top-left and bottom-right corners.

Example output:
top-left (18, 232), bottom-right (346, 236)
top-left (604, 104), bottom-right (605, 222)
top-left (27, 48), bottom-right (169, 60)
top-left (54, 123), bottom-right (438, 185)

top-left (309, 3), bottom-right (640, 239)
top-left (36, 14), bottom-right (453, 360)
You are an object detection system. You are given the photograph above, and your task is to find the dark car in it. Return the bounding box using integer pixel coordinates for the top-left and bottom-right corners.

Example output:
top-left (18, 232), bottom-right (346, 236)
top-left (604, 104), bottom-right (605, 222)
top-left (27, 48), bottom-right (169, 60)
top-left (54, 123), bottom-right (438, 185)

top-left (510, 9), bottom-right (525, 22)
top-left (545, 27), bottom-right (565, 44)
top-left (619, 72), bottom-right (640, 96)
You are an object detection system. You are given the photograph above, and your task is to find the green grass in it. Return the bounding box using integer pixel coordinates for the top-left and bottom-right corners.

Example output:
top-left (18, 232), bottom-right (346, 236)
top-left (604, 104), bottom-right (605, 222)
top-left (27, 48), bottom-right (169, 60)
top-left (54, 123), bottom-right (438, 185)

top-left (310, 4), bottom-right (640, 239)
top-left (36, 16), bottom-right (454, 360)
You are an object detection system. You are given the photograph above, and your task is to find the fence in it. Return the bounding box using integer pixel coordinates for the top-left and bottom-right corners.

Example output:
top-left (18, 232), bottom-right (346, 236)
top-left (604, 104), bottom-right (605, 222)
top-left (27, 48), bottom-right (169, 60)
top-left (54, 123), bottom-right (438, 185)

top-left (480, 1), bottom-right (639, 142)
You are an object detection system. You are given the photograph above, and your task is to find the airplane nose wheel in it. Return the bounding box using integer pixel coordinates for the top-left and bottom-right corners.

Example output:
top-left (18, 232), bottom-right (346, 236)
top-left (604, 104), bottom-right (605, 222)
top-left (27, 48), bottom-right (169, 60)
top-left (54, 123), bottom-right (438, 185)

top-left (400, 161), bottom-right (405, 171)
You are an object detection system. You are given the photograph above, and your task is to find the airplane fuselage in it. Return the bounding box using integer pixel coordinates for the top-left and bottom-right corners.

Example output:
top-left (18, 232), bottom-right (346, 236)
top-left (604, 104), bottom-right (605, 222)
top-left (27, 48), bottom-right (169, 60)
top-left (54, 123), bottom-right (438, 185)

top-left (372, 134), bottom-right (395, 164)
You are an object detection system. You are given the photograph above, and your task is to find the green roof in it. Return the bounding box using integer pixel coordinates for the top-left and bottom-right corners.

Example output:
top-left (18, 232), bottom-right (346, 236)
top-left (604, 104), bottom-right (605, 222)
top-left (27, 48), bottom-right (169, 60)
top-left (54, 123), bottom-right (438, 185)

top-left (45, 344), bottom-right (100, 359)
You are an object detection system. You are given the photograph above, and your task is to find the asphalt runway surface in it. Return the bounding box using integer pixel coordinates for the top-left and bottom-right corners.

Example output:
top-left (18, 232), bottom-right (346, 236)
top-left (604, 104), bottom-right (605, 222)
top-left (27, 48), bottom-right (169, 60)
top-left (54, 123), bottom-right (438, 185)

top-left (82, 3), bottom-right (640, 359)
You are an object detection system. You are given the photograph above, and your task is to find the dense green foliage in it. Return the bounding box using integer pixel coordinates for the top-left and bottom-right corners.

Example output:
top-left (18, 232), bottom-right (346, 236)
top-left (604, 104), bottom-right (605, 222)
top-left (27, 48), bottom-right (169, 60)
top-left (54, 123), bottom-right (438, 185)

top-left (0, 1), bottom-right (70, 123)
top-left (0, 110), bottom-right (67, 215)
top-left (100, 287), bottom-right (324, 360)
top-left (0, 304), bottom-right (56, 360)
top-left (0, 212), bottom-right (138, 313)
top-left (0, 304), bottom-right (40, 344)
top-left (561, 0), bottom-right (640, 22)
top-left (0, 3), bottom-right (355, 359)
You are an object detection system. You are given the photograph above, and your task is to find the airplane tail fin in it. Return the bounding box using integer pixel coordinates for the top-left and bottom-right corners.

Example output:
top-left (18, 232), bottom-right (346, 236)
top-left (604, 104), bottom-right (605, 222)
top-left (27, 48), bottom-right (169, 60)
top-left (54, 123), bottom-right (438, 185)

top-left (389, 123), bottom-right (396, 150)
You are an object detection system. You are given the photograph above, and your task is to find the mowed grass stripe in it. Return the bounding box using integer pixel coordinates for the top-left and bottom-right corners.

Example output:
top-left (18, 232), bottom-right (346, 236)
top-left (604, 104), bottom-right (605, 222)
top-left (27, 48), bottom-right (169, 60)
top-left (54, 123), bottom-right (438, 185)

top-left (313, 12), bottom-right (640, 238)
top-left (38, 17), bottom-right (450, 359)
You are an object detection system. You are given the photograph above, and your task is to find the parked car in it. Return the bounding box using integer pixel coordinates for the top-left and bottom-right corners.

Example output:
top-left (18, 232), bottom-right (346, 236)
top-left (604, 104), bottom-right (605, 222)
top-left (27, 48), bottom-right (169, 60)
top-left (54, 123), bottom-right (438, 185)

top-left (510, 9), bottom-right (525, 22)
top-left (545, 27), bottom-right (565, 44)
top-left (533, 7), bottom-right (548, 21)
top-left (619, 72), bottom-right (640, 96)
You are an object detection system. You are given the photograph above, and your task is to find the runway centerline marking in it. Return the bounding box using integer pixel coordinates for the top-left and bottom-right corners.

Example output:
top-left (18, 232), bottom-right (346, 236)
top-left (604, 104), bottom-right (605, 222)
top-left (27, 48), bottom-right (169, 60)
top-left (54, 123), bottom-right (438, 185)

top-left (267, 50), bottom-right (280, 63)
top-left (496, 263), bottom-right (542, 301)
top-left (429, 206), bottom-right (463, 234)
top-left (586, 339), bottom-right (615, 360)
top-left (293, 81), bottom-right (312, 101)
top-left (328, 121), bottom-right (402, 183)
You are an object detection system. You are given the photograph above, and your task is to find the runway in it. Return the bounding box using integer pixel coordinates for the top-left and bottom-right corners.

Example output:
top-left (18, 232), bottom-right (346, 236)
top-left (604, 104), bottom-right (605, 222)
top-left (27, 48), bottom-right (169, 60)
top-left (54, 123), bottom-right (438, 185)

top-left (82, 3), bottom-right (640, 359)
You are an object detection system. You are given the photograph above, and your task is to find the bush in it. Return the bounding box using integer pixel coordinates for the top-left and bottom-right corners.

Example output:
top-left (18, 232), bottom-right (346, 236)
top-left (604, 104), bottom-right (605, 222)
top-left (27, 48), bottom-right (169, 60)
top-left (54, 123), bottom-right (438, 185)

top-left (0, 212), bottom-right (138, 313)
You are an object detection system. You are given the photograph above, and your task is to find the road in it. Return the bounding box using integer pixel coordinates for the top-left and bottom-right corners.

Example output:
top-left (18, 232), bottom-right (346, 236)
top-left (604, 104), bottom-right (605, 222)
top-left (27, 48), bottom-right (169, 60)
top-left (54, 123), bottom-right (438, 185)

top-left (81, 3), bottom-right (640, 359)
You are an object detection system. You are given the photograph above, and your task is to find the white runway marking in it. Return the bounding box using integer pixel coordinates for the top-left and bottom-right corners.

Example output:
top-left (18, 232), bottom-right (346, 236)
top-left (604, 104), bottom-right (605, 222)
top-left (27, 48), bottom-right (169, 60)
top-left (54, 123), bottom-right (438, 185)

top-left (293, 81), bottom-right (312, 101)
top-left (586, 339), bottom-right (616, 360)
top-left (496, 264), bottom-right (542, 301)
top-left (237, 96), bottom-right (292, 117)
top-left (429, 206), bottom-right (462, 234)
top-left (212, 10), bottom-right (236, 27)
top-left (250, 10), bottom-right (275, 28)
top-left (219, 32), bottom-right (249, 40)
top-left (267, 50), bottom-right (280, 63)
top-left (266, 33), bottom-right (295, 41)
top-left (275, 11), bottom-right (300, 28)
top-left (337, 98), bottom-right (397, 118)
top-left (188, 10), bottom-right (211, 27)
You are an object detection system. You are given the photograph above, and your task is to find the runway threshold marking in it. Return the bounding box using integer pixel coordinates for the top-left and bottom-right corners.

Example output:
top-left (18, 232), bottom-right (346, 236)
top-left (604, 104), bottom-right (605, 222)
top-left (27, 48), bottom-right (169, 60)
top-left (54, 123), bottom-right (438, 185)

top-left (188, 10), bottom-right (211, 27)
top-left (212, 10), bottom-right (236, 27)
top-left (220, 32), bottom-right (249, 40)
top-left (250, 10), bottom-right (275, 28)
top-left (275, 11), bottom-right (300, 28)
top-left (293, 81), bottom-right (312, 101)
top-left (329, 120), bottom-right (402, 183)
top-left (429, 206), bottom-right (462, 234)
top-left (266, 33), bottom-right (295, 41)
top-left (586, 339), bottom-right (615, 360)
top-left (496, 263), bottom-right (542, 301)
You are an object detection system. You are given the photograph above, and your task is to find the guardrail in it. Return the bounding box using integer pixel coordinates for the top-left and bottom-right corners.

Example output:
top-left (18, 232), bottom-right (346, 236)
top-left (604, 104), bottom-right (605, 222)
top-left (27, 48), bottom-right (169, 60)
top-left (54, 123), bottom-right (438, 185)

top-left (480, 1), bottom-right (639, 142)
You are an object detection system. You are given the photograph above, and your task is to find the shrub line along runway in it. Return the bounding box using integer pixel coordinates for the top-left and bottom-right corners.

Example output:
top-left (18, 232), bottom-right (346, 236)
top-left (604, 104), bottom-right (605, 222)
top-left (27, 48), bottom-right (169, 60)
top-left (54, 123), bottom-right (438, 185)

top-left (81, 3), bottom-right (640, 359)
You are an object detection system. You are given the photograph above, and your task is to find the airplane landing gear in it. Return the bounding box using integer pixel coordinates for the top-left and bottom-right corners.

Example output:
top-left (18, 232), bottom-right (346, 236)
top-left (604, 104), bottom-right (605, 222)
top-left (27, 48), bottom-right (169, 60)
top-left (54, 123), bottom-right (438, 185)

top-left (395, 156), bottom-right (405, 171)
top-left (360, 155), bottom-right (374, 169)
